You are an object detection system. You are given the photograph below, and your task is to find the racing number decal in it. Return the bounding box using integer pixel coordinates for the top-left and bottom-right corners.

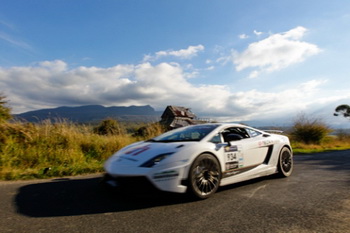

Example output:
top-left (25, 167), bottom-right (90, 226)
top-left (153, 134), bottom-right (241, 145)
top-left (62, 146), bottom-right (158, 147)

top-left (125, 145), bottom-right (150, 156)
top-left (226, 152), bottom-right (237, 162)
top-left (224, 145), bottom-right (243, 170)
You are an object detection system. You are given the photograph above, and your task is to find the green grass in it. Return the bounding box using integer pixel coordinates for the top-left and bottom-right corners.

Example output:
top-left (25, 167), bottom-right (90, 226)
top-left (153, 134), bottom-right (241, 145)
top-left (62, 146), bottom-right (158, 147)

top-left (1, 120), bottom-right (349, 181)
top-left (292, 136), bottom-right (350, 154)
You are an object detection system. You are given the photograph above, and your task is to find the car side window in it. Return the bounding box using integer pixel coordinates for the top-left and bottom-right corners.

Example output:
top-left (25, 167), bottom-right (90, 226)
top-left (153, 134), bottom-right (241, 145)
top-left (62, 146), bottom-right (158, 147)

top-left (209, 133), bottom-right (222, 144)
top-left (246, 128), bottom-right (262, 137)
top-left (222, 127), bottom-right (250, 142)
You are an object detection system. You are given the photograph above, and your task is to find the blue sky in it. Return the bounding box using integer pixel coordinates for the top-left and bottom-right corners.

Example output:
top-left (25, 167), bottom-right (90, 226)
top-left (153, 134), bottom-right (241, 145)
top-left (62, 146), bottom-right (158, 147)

top-left (1, 1), bottom-right (350, 126)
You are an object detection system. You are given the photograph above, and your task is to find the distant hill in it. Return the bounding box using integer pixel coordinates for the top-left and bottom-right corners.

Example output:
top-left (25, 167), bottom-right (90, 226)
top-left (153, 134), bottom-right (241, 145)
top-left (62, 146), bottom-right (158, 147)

top-left (14, 105), bottom-right (162, 123)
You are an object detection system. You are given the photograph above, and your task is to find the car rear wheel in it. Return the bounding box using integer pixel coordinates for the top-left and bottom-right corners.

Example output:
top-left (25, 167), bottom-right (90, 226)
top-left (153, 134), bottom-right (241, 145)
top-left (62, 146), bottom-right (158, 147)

top-left (188, 153), bottom-right (221, 199)
top-left (277, 147), bottom-right (293, 177)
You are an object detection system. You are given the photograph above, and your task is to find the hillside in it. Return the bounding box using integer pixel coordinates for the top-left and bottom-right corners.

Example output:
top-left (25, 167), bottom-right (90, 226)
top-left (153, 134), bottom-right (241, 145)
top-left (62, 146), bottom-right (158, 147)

top-left (14, 105), bottom-right (162, 123)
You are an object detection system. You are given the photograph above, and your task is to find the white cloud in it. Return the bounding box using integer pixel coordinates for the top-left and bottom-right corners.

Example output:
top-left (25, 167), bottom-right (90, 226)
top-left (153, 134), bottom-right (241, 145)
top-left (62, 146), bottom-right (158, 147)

top-left (0, 59), bottom-right (340, 125)
top-left (247, 70), bottom-right (260, 79)
top-left (224, 79), bottom-right (332, 121)
top-left (143, 44), bottom-right (204, 61)
top-left (253, 30), bottom-right (263, 36)
top-left (38, 60), bottom-right (67, 72)
top-left (239, 34), bottom-right (249, 39)
top-left (233, 26), bottom-right (322, 78)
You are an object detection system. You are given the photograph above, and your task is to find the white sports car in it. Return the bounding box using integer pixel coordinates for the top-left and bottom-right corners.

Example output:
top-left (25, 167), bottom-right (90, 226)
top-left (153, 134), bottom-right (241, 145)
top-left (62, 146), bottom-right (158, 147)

top-left (103, 123), bottom-right (293, 199)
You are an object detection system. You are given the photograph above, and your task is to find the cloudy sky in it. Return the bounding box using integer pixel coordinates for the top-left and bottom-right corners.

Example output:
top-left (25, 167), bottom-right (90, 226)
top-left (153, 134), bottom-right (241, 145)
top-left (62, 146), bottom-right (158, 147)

top-left (1, 1), bottom-right (350, 126)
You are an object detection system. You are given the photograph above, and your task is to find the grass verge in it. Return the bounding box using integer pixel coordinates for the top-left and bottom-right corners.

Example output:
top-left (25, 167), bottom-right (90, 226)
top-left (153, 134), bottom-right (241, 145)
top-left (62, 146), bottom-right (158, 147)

top-left (292, 140), bottom-right (350, 154)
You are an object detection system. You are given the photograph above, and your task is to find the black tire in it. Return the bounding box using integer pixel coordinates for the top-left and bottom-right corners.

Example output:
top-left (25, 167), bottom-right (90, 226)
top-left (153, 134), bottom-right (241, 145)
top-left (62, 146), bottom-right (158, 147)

top-left (277, 147), bottom-right (293, 177)
top-left (188, 153), bottom-right (221, 199)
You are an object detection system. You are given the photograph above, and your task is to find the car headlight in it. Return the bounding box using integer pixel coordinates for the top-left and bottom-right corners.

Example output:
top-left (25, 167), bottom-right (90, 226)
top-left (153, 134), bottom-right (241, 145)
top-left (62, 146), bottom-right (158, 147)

top-left (140, 152), bottom-right (174, 168)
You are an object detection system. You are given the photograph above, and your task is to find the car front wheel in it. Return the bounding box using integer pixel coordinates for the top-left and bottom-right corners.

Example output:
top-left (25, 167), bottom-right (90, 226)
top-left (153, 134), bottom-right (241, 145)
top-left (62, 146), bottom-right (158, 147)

top-left (188, 153), bottom-right (221, 199)
top-left (277, 147), bottom-right (293, 177)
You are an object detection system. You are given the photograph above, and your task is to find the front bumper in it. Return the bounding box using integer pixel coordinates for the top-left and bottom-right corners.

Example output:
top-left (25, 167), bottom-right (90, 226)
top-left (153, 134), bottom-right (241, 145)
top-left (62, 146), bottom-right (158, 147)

top-left (104, 162), bottom-right (189, 193)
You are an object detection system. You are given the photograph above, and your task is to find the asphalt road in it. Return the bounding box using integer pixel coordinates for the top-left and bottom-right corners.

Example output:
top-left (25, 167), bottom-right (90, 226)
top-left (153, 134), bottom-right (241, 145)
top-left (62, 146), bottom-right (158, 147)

top-left (1, 150), bottom-right (349, 233)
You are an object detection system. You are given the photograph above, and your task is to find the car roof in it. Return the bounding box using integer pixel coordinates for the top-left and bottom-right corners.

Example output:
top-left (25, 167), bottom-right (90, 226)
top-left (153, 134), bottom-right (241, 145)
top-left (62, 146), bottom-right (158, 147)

top-left (198, 122), bottom-right (252, 128)
top-left (191, 123), bottom-right (262, 134)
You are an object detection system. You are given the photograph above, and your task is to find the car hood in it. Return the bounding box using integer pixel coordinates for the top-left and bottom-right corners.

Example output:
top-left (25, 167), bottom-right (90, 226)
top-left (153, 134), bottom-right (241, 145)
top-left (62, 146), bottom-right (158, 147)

top-left (108, 141), bottom-right (191, 166)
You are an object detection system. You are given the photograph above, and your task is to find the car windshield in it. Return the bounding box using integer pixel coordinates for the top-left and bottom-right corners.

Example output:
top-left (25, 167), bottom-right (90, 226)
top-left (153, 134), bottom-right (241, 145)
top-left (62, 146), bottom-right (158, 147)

top-left (150, 124), bottom-right (219, 142)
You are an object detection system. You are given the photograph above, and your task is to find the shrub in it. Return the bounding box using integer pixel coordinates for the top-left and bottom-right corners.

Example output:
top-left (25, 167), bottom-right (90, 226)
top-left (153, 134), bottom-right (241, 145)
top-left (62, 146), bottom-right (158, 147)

top-left (290, 114), bottom-right (332, 144)
top-left (93, 118), bottom-right (124, 135)
top-left (133, 122), bottom-right (165, 138)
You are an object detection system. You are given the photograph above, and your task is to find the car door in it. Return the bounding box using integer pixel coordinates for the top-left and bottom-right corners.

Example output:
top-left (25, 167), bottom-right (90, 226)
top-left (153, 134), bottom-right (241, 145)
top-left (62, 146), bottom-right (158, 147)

top-left (221, 127), bottom-right (269, 172)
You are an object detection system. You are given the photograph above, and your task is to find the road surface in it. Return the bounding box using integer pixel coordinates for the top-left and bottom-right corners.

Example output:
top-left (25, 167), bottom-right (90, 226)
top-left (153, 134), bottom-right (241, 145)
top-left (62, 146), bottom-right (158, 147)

top-left (1, 150), bottom-right (349, 232)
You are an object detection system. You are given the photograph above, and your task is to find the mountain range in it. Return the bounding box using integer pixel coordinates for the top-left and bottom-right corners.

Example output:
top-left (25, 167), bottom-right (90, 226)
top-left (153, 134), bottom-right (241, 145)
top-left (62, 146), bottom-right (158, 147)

top-left (14, 105), bottom-right (163, 123)
top-left (13, 103), bottom-right (350, 129)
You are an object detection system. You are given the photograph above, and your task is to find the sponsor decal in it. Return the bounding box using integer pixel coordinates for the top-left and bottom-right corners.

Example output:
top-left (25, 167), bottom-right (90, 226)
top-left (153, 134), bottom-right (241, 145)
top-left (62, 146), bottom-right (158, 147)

top-left (224, 170), bottom-right (240, 176)
top-left (258, 140), bottom-right (274, 147)
top-left (225, 145), bottom-right (238, 152)
top-left (226, 161), bottom-right (239, 170)
top-left (153, 170), bottom-right (179, 180)
top-left (239, 157), bottom-right (244, 167)
top-left (223, 164), bottom-right (260, 178)
top-left (125, 145), bottom-right (151, 156)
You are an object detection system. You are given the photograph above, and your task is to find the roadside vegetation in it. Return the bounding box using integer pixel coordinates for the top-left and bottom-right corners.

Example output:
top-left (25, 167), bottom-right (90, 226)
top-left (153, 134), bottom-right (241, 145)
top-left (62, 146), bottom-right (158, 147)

top-left (288, 114), bottom-right (350, 154)
top-left (291, 139), bottom-right (350, 154)
top-left (0, 119), bottom-right (164, 180)
top-left (0, 95), bottom-right (350, 180)
top-left (289, 113), bottom-right (350, 153)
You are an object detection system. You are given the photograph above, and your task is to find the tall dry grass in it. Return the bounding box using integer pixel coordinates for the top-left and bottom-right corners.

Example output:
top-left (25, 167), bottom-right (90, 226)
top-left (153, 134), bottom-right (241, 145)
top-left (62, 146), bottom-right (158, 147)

top-left (0, 120), bottom-right (164, 180)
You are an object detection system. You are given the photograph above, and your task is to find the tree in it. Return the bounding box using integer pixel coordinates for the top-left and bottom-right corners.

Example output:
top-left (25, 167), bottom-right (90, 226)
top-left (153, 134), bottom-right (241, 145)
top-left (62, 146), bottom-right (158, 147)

top-left (334, 104), bottom-right (350, 119)
top-left (0, 94), bottom-right (12, 122)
